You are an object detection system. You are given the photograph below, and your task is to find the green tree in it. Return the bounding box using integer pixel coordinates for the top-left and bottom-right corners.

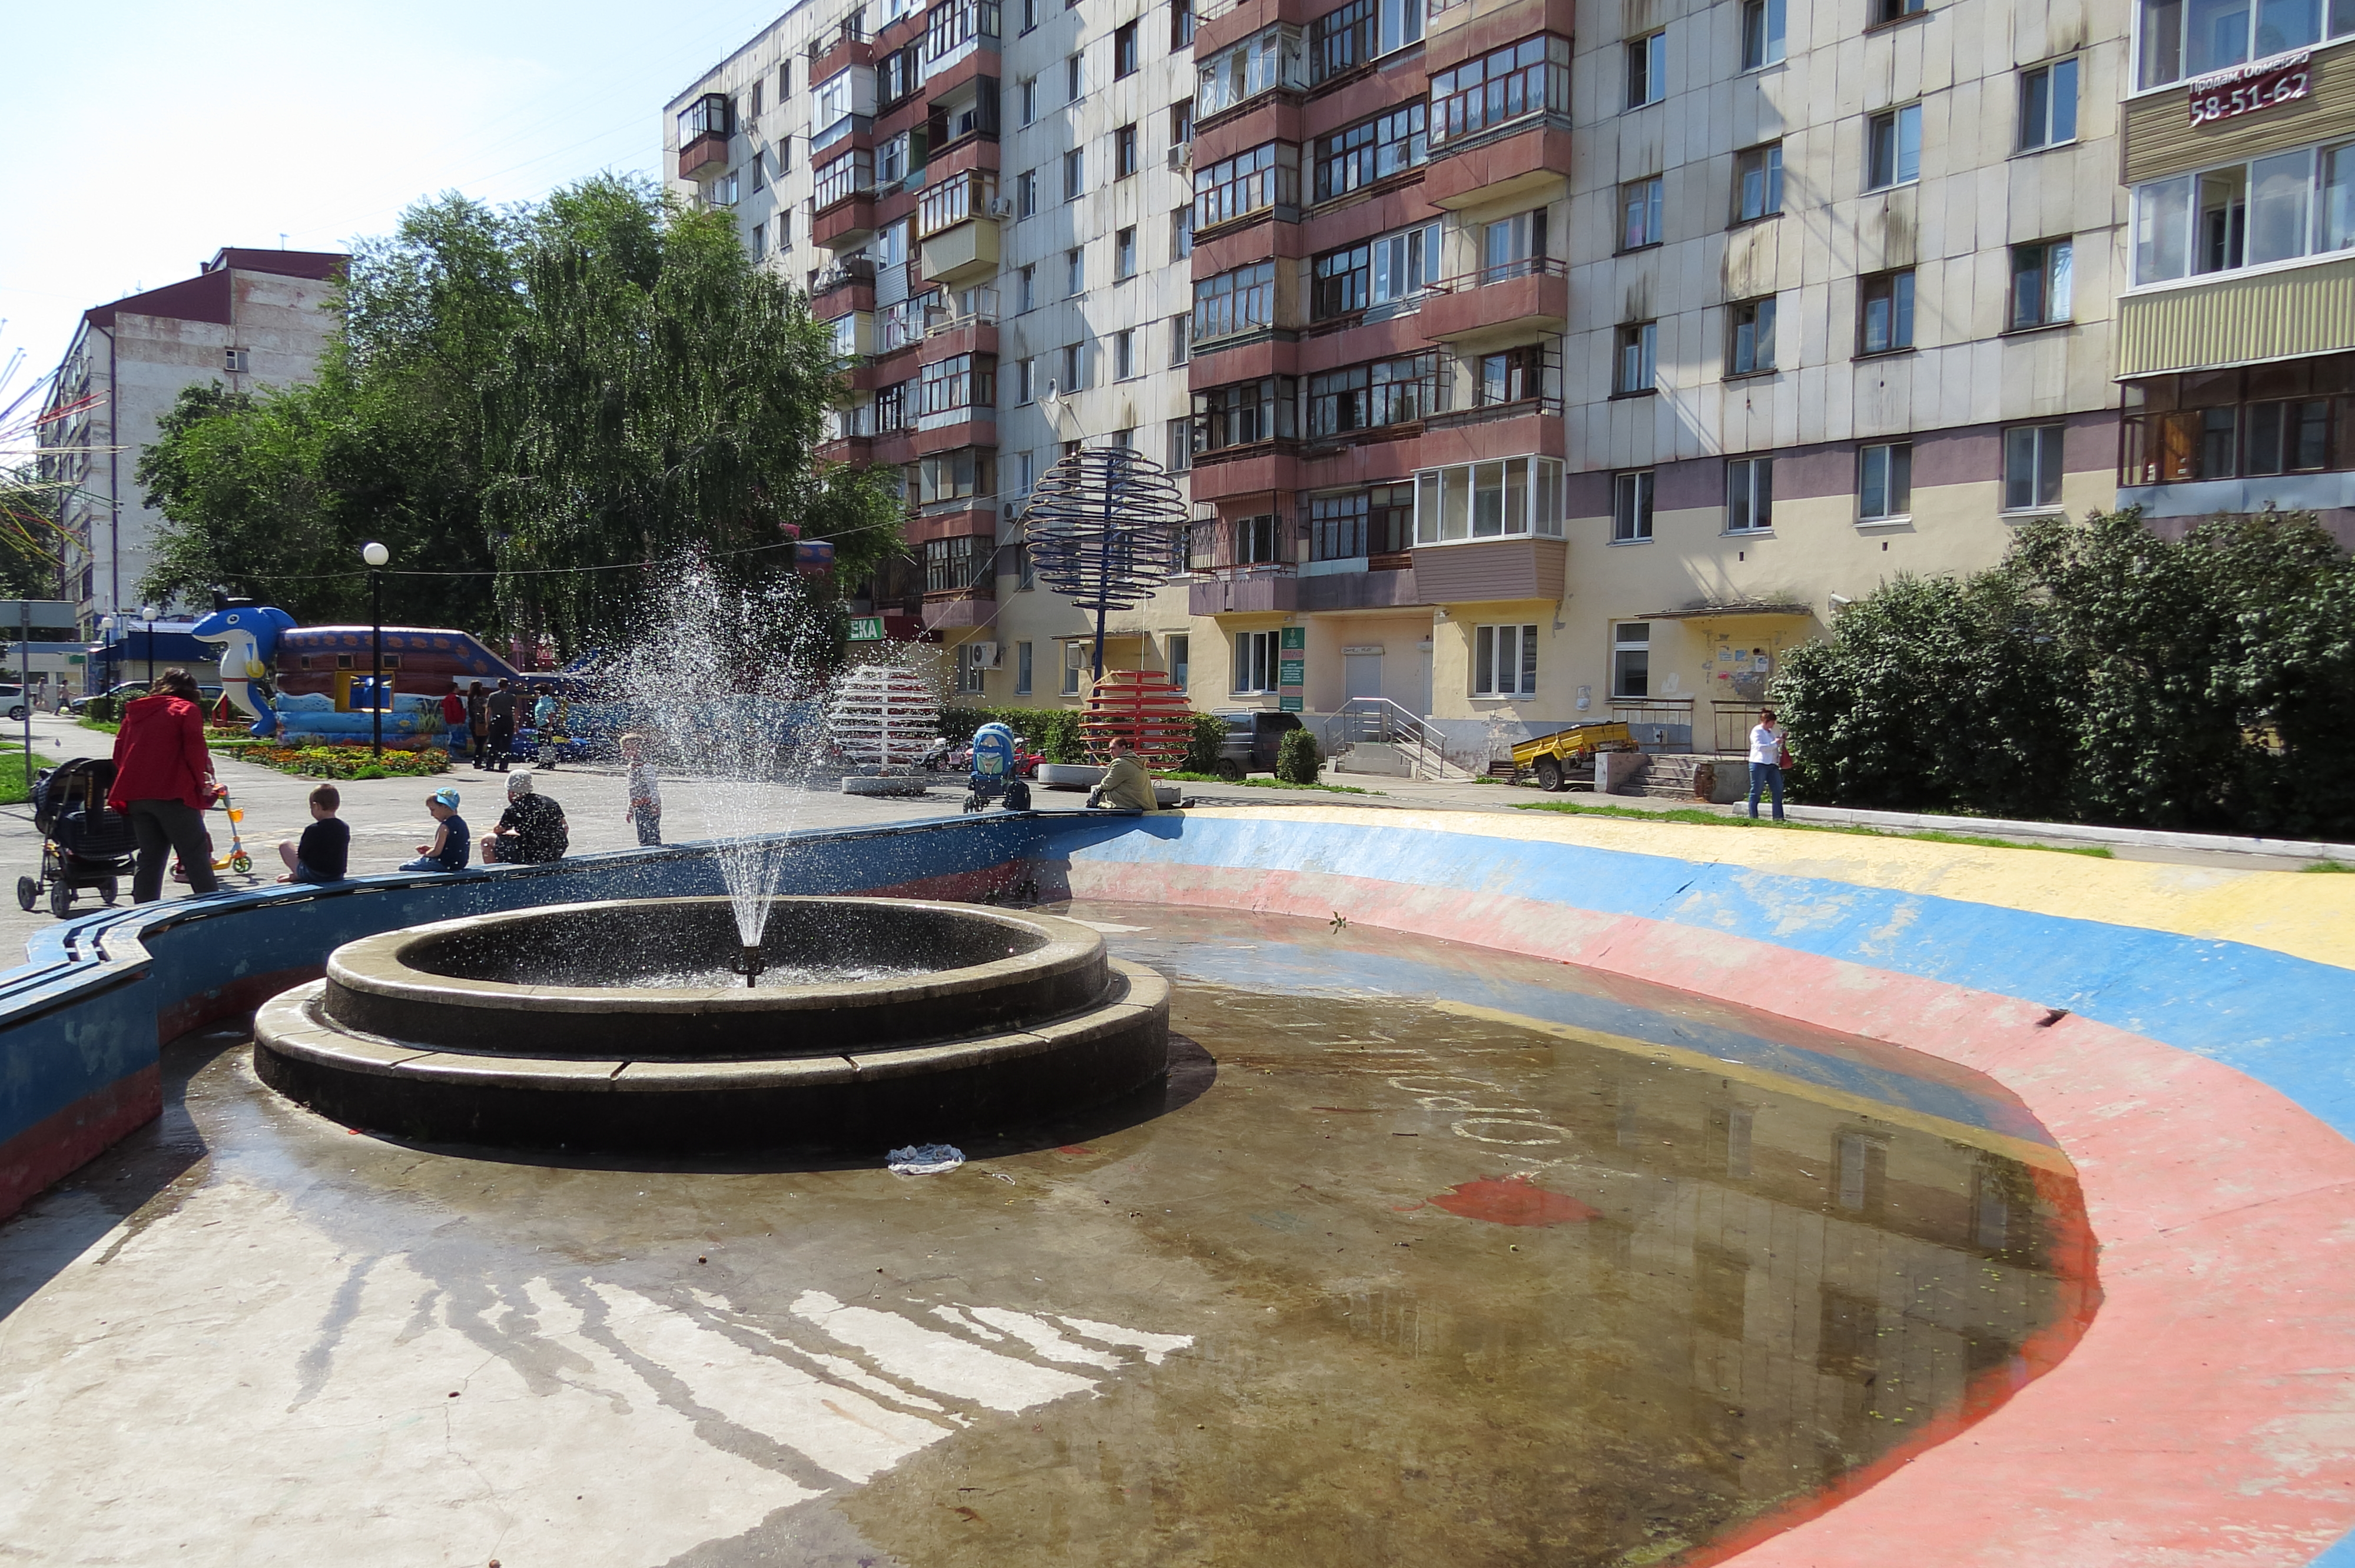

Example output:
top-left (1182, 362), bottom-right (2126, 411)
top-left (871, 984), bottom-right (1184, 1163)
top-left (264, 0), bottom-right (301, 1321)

top-left (0, 465), bottom-right (69, 600)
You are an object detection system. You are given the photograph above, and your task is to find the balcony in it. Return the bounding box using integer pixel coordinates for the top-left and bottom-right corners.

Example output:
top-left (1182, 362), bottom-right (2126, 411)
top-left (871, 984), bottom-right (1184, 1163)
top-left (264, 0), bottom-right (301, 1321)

top-left (817, 434), bottom-right (877, 465)
top-left (1189, 563), bottom-right (1299, 614)
top-left (921, 585), bottom-right (998, 631)
top-left (2117, 252), bottom-right (2355, 378)
top-left (1424, 122), bottom-right (1574, 210)
top-left (911, 408), bottom-right (997, 454)
top-left (814, 193), bottom-right (880, 249)
top-left (678, 134), bottom-right (729, 181)
top-left (1411, 536), bottom-right (1566, 603)
top-left (1421, 259), bottom-right (1568, 344)
top-left (808, 25), bottom-right (872, 81)
top-left (812, 257), bottom-right (878, 314)
top-left (920, 217), bottom-right (1000, 288)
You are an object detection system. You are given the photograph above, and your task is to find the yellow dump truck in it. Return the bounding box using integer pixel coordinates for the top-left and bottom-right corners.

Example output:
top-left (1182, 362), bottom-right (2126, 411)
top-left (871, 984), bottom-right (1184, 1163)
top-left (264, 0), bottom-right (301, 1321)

top-left (1510, 721), bottom-right (1637, 792)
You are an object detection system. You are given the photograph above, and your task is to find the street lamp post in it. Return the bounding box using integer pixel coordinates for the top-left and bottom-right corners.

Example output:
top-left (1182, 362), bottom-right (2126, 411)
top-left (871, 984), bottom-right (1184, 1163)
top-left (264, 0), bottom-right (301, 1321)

top-left (141, 603), bottom-right (158, 687)
top-left (97, 614), bottom-right (117, 698)
top-left (362, 543), bottom-right (389, 758)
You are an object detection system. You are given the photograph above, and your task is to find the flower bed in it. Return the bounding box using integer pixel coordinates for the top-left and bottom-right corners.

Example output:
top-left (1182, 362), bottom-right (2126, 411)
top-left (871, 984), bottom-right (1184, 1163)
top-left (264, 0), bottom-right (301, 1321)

top-left (240, 745), bottom-right (452, 781)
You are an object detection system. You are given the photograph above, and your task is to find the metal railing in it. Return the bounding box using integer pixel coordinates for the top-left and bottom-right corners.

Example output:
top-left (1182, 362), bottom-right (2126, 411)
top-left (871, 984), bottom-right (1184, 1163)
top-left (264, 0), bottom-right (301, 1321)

top-left (1335, 697), bottom-right (1478, 782)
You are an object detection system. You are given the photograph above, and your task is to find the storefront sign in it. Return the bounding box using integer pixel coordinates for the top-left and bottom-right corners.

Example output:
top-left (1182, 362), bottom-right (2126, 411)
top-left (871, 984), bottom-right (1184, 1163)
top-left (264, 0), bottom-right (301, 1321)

top-left (1278, 659), bottom-right (1306, 685)
top-left (1277, 626), bottom-right (1306, 711)
top-left (847, 615), bottom-right (886, 642)
top-left (1279, 693), bottom-right (1305, 712)
top-left (2187, 49), bottom-right (2311, 126)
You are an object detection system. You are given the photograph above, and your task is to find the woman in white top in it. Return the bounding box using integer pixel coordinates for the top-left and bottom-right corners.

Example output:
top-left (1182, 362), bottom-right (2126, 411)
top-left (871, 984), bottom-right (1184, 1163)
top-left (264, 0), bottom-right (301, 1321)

top-left (1747, 708), bottom-right (1786, 822)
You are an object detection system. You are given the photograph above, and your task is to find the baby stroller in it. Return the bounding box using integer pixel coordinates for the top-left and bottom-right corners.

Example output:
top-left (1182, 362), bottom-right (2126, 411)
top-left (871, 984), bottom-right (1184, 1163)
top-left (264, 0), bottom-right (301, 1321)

top-left (960, 722), bottom-right (1033, 813)
top-left (18, 758), bottom-right (138, 919)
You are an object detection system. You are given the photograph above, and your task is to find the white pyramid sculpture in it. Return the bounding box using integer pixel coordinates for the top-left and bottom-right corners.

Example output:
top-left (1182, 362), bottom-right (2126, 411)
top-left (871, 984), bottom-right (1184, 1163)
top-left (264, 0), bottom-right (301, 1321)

top-left (827, 662), bottom-right (941, 769)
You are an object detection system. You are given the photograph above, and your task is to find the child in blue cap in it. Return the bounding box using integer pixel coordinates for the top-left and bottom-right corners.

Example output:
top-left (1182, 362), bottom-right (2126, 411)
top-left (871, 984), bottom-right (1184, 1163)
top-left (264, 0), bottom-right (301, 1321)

top-left (400, 786), bottom-right (470, 872)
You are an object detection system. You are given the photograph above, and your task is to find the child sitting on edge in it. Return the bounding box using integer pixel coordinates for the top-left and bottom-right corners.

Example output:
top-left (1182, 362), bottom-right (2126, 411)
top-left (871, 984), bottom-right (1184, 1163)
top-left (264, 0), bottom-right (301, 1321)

top-left (276, 783), bottom-right (351, 885)
top-left (622, 732), bottom-right (662, 846)
top-left (400, 786), bottom-right (470, 872)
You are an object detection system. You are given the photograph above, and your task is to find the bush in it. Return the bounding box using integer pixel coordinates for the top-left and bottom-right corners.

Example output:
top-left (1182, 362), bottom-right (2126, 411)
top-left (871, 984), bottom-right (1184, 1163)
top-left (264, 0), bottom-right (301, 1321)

top-left (85, 696), bottom-right (115, 724)
top-left (242, 745), bottom-right (452, 781)
top-left (1774, 508), bottom-right (2355, 836)
top-left (1275, 727), bottom-right (1322, 784)
top-left (1184, 712), bottom-right (1226, 774)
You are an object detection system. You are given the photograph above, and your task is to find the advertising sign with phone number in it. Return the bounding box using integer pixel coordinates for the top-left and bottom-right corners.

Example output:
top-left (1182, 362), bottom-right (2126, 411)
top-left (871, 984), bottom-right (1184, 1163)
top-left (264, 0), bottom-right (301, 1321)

top-left (2187, 49), bottom-right (2311, 126)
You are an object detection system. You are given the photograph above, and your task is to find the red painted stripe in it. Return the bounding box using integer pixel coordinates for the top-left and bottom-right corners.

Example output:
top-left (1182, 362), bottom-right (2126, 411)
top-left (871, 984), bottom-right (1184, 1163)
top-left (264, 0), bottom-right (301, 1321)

top-left (0, 1064), bottom-right (161, 1225)
top-left (157, 965), bottom-right (325, 1046)
top-left (1060, 857), bottom-right (2355, 1566)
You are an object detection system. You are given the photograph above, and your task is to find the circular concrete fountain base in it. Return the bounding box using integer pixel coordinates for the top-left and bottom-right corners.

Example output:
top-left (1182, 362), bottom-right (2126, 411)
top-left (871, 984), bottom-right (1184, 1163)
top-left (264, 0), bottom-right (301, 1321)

top-left (251, 897), bottom-right (1171, 1153)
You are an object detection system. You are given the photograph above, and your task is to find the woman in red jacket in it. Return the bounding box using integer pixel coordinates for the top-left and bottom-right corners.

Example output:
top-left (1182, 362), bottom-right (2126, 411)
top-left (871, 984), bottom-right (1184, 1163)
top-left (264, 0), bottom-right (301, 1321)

top-left (108, 668), bottom-right (225, 902)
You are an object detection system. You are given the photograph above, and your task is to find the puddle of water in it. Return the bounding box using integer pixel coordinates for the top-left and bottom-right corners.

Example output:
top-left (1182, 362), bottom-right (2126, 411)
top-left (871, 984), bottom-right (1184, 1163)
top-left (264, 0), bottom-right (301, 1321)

top-left (0, 901), bottom-right (2092, 1568)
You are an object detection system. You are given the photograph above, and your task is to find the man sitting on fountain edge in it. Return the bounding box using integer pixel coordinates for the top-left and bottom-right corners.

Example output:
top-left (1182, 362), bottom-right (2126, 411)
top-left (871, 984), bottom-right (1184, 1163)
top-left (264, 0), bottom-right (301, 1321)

top-left (1087, 737), bottom-right (1159, 813)
top-left (482, 771), bottom-right (569, 863)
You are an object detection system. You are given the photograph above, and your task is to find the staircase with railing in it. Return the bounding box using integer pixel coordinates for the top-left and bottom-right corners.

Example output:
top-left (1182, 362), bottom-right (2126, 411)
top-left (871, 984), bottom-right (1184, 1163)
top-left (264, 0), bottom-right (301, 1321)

top-left (1332, 697), bottom-right (1480, 782)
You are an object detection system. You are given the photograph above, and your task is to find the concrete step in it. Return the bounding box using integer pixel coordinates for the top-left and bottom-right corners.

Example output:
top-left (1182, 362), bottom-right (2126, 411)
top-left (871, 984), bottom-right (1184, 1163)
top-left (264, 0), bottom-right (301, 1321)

top-left (1334, 741), bottom-right (1416, 778)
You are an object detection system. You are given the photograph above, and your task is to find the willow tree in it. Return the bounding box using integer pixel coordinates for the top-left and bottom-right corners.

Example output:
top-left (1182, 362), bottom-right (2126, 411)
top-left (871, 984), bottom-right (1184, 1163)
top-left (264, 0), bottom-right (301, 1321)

top-left (480, 177), bottom-right (899, 654)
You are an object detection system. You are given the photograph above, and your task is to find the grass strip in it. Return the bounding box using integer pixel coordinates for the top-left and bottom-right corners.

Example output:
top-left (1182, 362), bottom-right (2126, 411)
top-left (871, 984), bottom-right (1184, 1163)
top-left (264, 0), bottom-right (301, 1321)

top-left (0, 751), bottom-right (58, 806)
top-left (1154, 771), bottom-right (1376, 796)
top-left (1511, 798), bottom-right (2114, 857)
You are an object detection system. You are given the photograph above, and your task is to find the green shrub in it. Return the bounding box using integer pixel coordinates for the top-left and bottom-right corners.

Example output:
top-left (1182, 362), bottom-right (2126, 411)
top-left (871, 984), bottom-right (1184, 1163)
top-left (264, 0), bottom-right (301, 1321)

top-left (935, 705), bottom-right (1089, 763)
top-left (1184, 712), bottom-right (1226, 773)
top-left (1275, 727), bottom-right (1322, 784)
top-left (86, 696), bottom-right (115, 724)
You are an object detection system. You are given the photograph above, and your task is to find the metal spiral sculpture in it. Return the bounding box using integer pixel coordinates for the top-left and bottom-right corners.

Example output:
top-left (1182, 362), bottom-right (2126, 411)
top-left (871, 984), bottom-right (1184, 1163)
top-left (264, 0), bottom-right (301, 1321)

top-left (1024, 447), bottom-right (1190, 683)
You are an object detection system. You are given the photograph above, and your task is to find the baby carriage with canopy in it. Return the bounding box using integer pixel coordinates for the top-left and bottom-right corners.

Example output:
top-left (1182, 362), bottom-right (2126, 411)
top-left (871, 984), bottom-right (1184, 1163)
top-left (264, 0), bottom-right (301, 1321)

top-left (17, 757), bottom-right (138, 918)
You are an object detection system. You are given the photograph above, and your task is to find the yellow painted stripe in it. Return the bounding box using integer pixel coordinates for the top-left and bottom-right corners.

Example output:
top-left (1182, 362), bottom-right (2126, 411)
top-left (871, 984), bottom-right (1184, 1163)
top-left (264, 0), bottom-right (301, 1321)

top-left (1192, 805), bottom-right (2355, 972)
top-left (1431, 998), bottom-right (2075, 1175)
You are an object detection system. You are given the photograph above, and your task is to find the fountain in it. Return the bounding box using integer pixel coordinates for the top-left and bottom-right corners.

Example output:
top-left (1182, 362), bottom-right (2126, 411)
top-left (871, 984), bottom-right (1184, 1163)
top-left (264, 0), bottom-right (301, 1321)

top-left (250, 559), bottom-right (1171, 1151)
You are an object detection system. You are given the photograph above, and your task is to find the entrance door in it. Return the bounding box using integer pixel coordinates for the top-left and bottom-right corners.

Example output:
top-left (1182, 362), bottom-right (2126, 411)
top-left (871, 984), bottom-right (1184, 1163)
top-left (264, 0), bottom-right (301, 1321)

top-left (1344, 650), bottom-right (1384, 702)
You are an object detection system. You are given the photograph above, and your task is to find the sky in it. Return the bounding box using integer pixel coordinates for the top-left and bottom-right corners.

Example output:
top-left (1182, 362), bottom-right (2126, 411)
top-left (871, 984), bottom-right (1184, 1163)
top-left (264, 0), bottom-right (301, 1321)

top-left (0, 0), bottom-right (804, 395)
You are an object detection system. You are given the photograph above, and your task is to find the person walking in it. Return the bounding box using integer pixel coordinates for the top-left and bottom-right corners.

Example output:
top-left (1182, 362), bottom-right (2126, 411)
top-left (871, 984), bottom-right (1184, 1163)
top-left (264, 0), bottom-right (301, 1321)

top-left (440, 687), bottom-right (469, 758)
top-left (107, 667), bottom-right (224, 903)
top-left (1747, 707), bottom-right (1787, 822)
top-left (486, 679), bottom-right (516, 773)
top-left (466, 681), bottom-right (489, 769)
top-left (621, 732), bottom-right (662, 846)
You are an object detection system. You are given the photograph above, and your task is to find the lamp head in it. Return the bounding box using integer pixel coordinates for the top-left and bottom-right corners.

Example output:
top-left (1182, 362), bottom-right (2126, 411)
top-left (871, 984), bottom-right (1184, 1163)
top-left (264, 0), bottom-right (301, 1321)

top-left (141, 603), bottom-right (157, 620)
top-left (361, 542), bottom-right (390, 567)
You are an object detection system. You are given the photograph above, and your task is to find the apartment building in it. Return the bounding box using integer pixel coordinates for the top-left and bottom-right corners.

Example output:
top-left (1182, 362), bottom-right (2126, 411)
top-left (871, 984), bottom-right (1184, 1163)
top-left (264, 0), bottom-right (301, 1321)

top-left (2111, 0), bottom-right (2355, 543)
top-left (38, 249), bottom-right (346, 634)
top-left (1184, 0), bottom-right (2132, 757)
top-left (679, 0), bottom-right (2161, 762)
top-left (668, 0), bottom-right (1200, 703)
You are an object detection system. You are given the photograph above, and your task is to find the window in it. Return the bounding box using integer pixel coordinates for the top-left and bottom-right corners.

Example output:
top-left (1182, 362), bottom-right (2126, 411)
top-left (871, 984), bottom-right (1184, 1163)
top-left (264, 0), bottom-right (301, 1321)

top-left (1173, 204), bottom-right (1195, 258)
top-left (1018, 264), bottom-right (1037, 311)
top-left (1170, 315), bottom-right (1191, 365)
top-left (815, 150), bottom-right (873, 207)
top-left (1867, 105), bottom-right (1922, 190)
top-left (677, 92), bottom-right (732, 144)
top-left (1734, 143), bottom-right (1783, 222)
top-left (710, 171), bottom-right (740, 206)
top-left (1312, 102), bottom-right (1429, 201)
top-left (1483, 209), bottom-right (1548, 280)
top-left (1615, 321), bottom-right (1657, 395)
top-left (1116, 226), bottom-right (1138, 278)
top-left (1115, 330), bottom-right (1136, 378)
top-left (1170, 634), bottom-right (1190, 689)
top-left (1067, 52), bottom-right (1084, 100)
top-left (1859, 268), bottom-right (1916, 354)
top-left (1742, 0), bottom-right (1786, 67)
top-left (1729, 296), bottom-right (1777, 374)
top-left (2010, 240), bottom-right (2073, 328)
top-left (1412, 456), bottom-right (1566, 543)
top-left (2132, 141), bottom-right (2355, 285)
top-left (955, 642), bottom-right (989, 693)
top-left (1311, 221), bottom-right (1441, 319)
top-left (751, 220), bottom-right (767, 258)
top-left (878, 218), bottom-right (909, 267)
top-left (880, 45), bottom-right (920, 105)
top-left (1116, 19), bottom-right (1140, 76)
top-left (1110, 427), bottom-right (1136, 450)
top-left (1064, 147), bottom-right (1086, 200)
top-left (1066, 247), bottom-right (1083, 295)
top-left (1233, 630), bottom-right (1278, 693)
top-left (917, 448), bottom-right (996, 504)
top-left (1474, 624), bottom-right (1540, 699)
top-left (1172, 0), bottom-right (1195, 47)
top-left (926, 0), bottom-right (1001, 61)
top-left (1016, 641), bottom-right (1034, 694)
top-left (1612, 622), bottom-right (1650, 698)
top-left (1193, 377), bottom-right (1300, 451)
top-left (918, 353), bottom-right (996, 417)
top-left (828, 313), bottom-right (860, 358)
top-left (2112, 364), bottom-right (2354, 484)
top-left (1116, 125), bottom-right (1140, 180)
top-left (1020, 77), bottom-right (1038, 124)
top-left (751, 153), bottom-right (766, 192)
top-left (2137, 0), bottom-right (2354, 88)
top-left (1022, 0), bottom-right (1037, 29)
top-left (1859, 442), bottom-right (1912, 520)
top-left (2019, 58), bottom-right (2079, 151)
top-left (1194, 142), bottom-right (1301, 228)
top-left (1612, 470), bottom-right (1654, 542)
top-left (1197, 25), bottom-right (1306, 116)
top-left (1063, 641), bottom-right (1085, 695)
top-left (1017, 170), bottom-right (1037, 217)
top-left (1232, 513), bottom-right (1284, 562)
top-left (1627, 30), bottom-right (1668, 108)
top-left (918, 171), bottom-right (996, 235)
top-left (1195, 261), bottom-right (1278, 341)
top-left (2003, 425), bottom-right (2065, 511)
top-left (1167, 417), bottom-right (1194, 471)
top-left (1310, 0), bottom-right (1422, 81)
top-left (1018, 539), bottom-right (1037, 586)
top-left (1011, 450), bottom-right (1034, 495)
top-left (877, 381), bottom-right (909, 431)
top-left (779, 61), bottom-right (791, 99)
top-left (1061, 341), bottom-right (1089, 390)
top-left (1621, 176), bottom-right (1664, 249)
top-left (1432, 36), bottom-right (1571, 146)
top-left (1726, 456), bottom-right (1774, 531)
top-left (1306, 353), bottom-right (1448, 436)
top-left (1308, 484), bottom-right (1414, 559)
top-left (1873, 0), bottom-right (1925, 21)
top-left (1480, 345), bottom-right (1547, 406)
top-left (879, 134), bottom-right (908, 184)
top-left (777, 208), bottom-right (792, 249)
top-left (1172, 100), bottom-right (1194, 145)
top-left (2244, 397), bottom-right (2334, 473)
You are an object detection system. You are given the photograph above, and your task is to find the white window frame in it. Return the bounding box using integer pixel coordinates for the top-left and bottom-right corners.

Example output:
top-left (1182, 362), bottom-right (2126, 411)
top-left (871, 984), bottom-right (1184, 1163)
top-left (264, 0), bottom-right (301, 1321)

top-left (1473, 623), bottom-right (1539, 699)
top-left (2002, 424), bottom-right (2066, 513)
top-left (1621, 175), bottom-right (1664, 249)
top-left (1411, 456), bottom-right (1567, 545)
top-left (2009, 238), bottom-right (2075, 328)
top-left (1611, 621), bottom-right (1651, 699)
top-left (1169, 633), bottom-right (1191, 689)
top-left (1233, 629), bottom-right (1279, 693)
top-left (1611, 470), bottom-right (1654, 542)
top-left (1626, 30), bottom-right (1667, 109)
top-left (1615, 321), bottom-right (1657, 395)
top-left (2018, 57), bottom-right (2079, 151)
top-left (1015, 640), bottom-right (1034, 694)
top-left (1741, 0), bottom-right (1786, 69)
top-left (1726, 456), bottom-right (1774, 533)
top-left (1866, 104), bottom-right (1922, 191)
top-left (2132, 139), bottom-right (2355, 287)
top-left (1859, 441), bottom-right (1913, 522)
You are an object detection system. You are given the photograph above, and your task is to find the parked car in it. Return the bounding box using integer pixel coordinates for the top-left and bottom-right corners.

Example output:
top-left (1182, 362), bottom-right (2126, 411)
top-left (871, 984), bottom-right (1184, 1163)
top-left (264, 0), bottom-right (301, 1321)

top-left (1212, 710), bottom-right (1305, 780)
top-left (67, 682), bottom-right (152, 716)
top-left (0, 685), bottom-right (24, 722)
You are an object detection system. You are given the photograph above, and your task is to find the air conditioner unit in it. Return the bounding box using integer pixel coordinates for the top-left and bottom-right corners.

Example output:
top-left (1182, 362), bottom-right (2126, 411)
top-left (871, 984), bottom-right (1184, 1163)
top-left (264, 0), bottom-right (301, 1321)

top-left (974, 641), bottom-right (1001, 668)
top-left (1166, 145), bottom-right (1188, 171)
top-left (1002, 501), bottom-right (1023, 520)
top-left (986, 197), bottom-right (1015, 218)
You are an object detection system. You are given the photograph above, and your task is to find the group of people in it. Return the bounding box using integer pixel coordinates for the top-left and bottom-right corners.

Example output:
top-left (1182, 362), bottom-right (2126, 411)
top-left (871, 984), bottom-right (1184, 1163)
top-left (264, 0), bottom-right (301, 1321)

top-left (439, 678), bottom-right (570, 773)
top-left (103, 669), bottom-right (666, 905)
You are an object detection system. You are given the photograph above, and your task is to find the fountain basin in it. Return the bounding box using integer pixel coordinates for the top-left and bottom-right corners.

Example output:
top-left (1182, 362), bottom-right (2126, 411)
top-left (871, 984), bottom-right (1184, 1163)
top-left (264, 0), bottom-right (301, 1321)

top-left (252, 897), bottom-right (1169, 1152)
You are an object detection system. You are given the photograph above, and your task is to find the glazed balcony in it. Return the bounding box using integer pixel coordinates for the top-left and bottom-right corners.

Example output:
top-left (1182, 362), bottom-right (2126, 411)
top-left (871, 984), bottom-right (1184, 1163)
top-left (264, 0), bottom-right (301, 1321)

top-left (808, 24), bottom-right (873, 82)
top-left (1420, 258), bottom-right (1567, 344)
top-left (1412, 536), bottom-right (1565, 602)
top-left (678, 134), bottom-right (729, 181)
top-left (815, 194), bottom-right (880, 250)
top-left (812, 257), bottom-right (879, 315)
top-left (1424, 120), bottom-right (1574, 210)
